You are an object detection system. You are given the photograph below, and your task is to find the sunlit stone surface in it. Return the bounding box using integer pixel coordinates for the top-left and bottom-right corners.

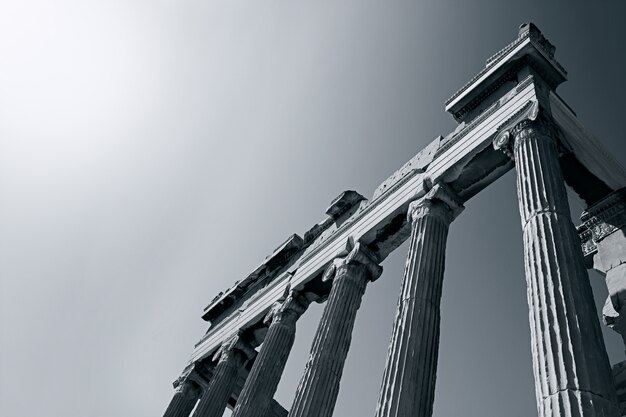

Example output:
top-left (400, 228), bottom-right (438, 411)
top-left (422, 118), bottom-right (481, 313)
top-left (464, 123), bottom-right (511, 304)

top-left (288, 243), bottom-right (382, 417)
top-left (512, 118), bottom-right (618, 417)
top-left (375, 183), bottom-right (463, 417)
top-left (163, 23), bottom-right (626, 417)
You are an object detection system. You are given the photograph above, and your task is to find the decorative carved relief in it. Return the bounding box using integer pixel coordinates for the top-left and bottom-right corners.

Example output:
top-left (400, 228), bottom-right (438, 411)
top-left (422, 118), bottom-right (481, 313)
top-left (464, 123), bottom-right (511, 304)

top-left (578, 188), bottom-right (626, 257)
top-left (322, 241), bottom-right (383, 284)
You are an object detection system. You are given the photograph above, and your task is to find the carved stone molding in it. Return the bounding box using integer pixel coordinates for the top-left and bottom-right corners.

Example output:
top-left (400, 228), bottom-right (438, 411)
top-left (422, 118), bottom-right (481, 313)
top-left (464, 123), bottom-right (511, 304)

top-left (512, 108), bottom-right (619, 416)
top-left (321, 241), bottom-right (383, 284)
top-left (174, 361), bottom-right (213, 392)
top-left (232, 288), bottom-right (309, 417)
top-left (492, 99), bottom-right (539, 159)
top-left (289, 240), bottom-right (382, 417)
top-left (408, 182), bottom-right (465, 225)
top-left (493, 101), bottom-right (565, 168)
top-left (164, 378), bottom-right (203, 417)
top-left (446, 23), bottom-right (565, 122)
top-left (213, 332), bottom-right (255, 365)
top-left (578, 188), bottom-right (626, 258)
top-left (375, 181), bottom-right (461, 417)
top-left (263, 289), bottom-right (311, 327)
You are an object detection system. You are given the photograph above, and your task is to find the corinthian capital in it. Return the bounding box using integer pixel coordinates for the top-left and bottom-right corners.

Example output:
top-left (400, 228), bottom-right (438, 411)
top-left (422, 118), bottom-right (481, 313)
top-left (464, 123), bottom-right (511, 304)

top-left (408, 182), bottom-right (464, 224)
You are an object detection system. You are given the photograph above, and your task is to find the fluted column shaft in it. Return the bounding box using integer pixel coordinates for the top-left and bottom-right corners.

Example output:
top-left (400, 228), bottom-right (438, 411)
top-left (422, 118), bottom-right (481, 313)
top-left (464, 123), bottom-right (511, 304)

top-left (374, 183), bottom-right (463, 417)
top-left (288, 243), bottom-right (382, 417)
top-left (163, 381), bottom-right (201, 417)
top-left (192, 338), bottom-right (250, 417)
top-left (233, 292), bottom-right (310, 417)
top-left (513, 118), bottom-right (618, 417)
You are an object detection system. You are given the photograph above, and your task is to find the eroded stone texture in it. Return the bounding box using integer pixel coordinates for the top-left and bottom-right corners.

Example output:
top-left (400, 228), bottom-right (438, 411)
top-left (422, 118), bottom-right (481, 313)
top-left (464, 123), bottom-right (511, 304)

top-left (232, 291), bottom-right (310, 417)
top-left (374, 183), bottom-right (463, 417)
top-left (512, 118), bottom-right (619, 417)
top-left (612, 361), bottom-right (626, 416)
top-left (192, 335), bottom-right (254, 417)
top-left (578, 189), bottom-right (626, 349)
top-left (288, 242), bottom-right (382, 417)
top-left (163, 380), bottom-right (202, 417)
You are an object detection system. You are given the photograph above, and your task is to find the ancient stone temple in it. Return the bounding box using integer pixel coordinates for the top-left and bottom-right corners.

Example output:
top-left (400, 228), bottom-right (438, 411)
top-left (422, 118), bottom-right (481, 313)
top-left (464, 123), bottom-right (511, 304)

top-left (163, 23), bottom-right (626, 417)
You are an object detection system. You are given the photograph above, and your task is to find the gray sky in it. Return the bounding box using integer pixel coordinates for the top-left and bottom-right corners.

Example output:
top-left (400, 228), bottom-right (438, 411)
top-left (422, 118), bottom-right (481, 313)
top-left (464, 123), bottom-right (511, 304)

top-left (1, 1), bottom-right (625, 417)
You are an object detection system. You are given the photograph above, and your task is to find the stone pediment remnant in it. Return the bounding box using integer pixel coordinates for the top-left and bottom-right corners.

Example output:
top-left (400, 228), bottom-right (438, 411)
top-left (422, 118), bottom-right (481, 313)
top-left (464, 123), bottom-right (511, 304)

top-left (163, 23), bottom-right (626, 417)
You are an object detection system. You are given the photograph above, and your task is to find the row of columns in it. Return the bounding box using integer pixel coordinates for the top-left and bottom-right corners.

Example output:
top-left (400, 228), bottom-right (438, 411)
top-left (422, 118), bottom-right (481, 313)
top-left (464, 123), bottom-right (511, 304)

top-left (165, 116), bottom-right (620, 417)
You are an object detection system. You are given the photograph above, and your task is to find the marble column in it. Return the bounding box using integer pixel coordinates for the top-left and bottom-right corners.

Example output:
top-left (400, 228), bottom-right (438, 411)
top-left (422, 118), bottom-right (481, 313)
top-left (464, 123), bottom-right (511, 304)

top-left (511, 117), bottom-right (618, 417)
top-left (232, 291), bottom-right (310, 417)
top-left (163, 380), bottom-right (202, 417)
top-left (192, 335), bottom-right (254, 417)
top-left (374, 183), bottom-right (464, 417)
top-left (288, 242), bottom-right (382, 417)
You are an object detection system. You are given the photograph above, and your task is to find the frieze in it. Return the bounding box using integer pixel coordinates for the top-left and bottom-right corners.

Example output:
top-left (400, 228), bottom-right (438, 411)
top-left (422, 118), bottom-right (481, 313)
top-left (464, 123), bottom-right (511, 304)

top-left (578, 188), bottom-right (626, 256)
top-left (445, 26), bottom-right (528, 106)
top-left (201, 74), bottom-right (537, 329)
top-left (498, 99), bottom-right (538, 133)
top-left (298, 167), bottom-right (424, 266)
top-left (436, 75), bottom-right (533, 159)
top-left (438, 89), bottom-right (514, 161)
top-left (372, 136), bottom-right (440, 201)
top-left (577, 225), bottom-right (597, 257)
top-left (303, 217), bottom-right (334, 245)
top-left (436, 99), bottom-right (500, 158)
top-left (450, 61), bottom-right (524, 122)
top-left (446, 23), bottom-right (565, 123)
top-left (202, 235), bottom-right (304, 322)
top-left (326, 191), bottom-right (366, 220)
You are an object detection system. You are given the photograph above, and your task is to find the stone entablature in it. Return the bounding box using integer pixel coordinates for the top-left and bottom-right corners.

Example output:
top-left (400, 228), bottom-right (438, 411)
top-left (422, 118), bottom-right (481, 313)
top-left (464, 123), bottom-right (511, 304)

top-left (200, 191), bottom-right (366, 327)
top-left (445, 22), bottom-right (567, 123)
top-left (163, 24), bottom-right (626, 417)
top-left (578, 188), bottom-right (626, 259)
top-left (187, 24), bottom-right (626, 365)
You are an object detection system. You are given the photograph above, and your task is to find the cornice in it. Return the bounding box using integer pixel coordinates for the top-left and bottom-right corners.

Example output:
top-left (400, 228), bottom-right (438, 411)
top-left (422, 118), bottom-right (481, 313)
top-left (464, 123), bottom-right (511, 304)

top-left (445, 32), bottom-right (527, 107)
top-left (578, 188), bottom-right (626, 253)
top-left (445, 23), bottom-right (566, 122)
top-left (436, 75), bottom-right (534, 161)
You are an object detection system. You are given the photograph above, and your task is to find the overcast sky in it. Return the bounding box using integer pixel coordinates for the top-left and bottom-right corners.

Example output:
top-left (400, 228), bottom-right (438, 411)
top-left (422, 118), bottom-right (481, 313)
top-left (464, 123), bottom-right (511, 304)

top-left (1, 2), bottom-right (625, 417)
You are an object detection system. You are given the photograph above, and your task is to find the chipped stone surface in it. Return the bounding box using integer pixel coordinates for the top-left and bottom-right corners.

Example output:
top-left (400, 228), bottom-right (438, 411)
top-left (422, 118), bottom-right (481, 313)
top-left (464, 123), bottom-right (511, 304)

top-left (202, 235), bottom-right (304, 324)
top-left (191, 336), bottom-right (255, 417)
top-left (232, 292), bottom-right (310, 417)
top-left (445, 22), bottom-right (566, 122)
top-left (612, 361), bottom-right (626, 416)
top-left (325, 190), bottom-right (366, 219)
top-left (288, 243), bottom-right (381, 417)
top-left (372, 136), bottom-right (440, 201)
top-left (164, 23), bottom-right (626, 417)
top-left (579, 188), bottom-right (626, 348)
top-left (513, 118), bottom-right (618, 417)
top-left (375, 183), bottom-right (463, 417)
top-left (163, 380), bottom-right (202, 417)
